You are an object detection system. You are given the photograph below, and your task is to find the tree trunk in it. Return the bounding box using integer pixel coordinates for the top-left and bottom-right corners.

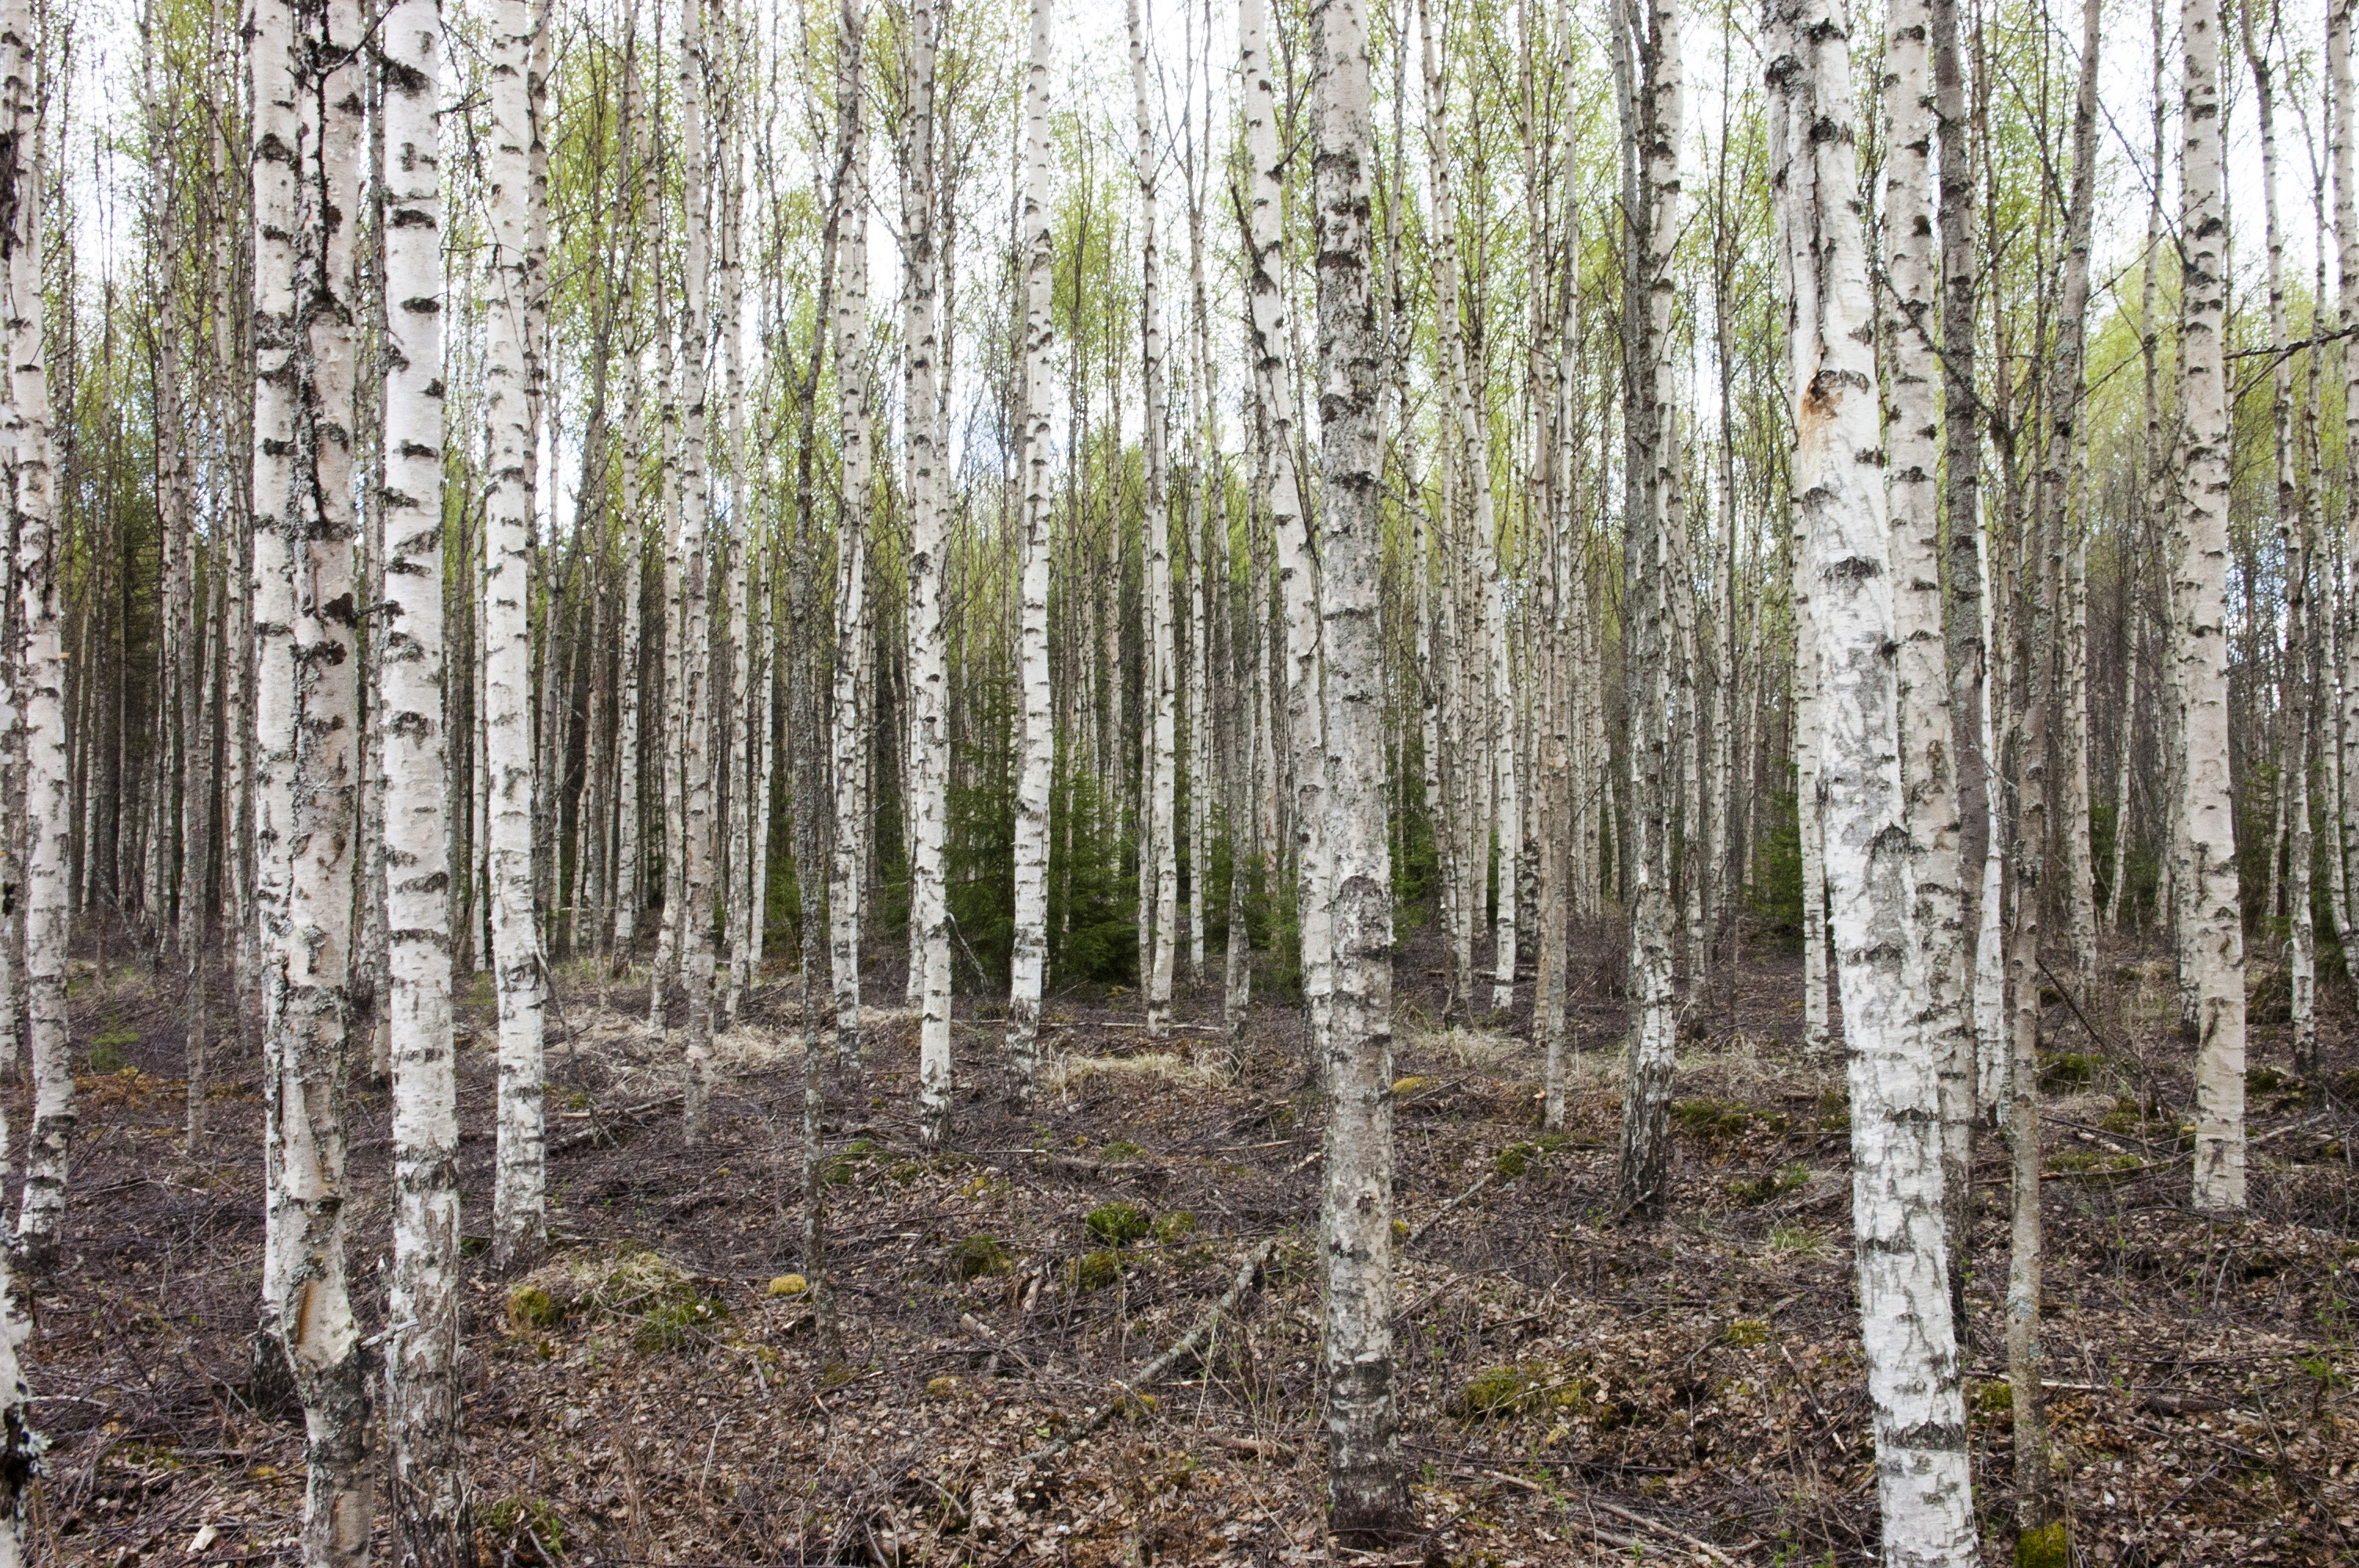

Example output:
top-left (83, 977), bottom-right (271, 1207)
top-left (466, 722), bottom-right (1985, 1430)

top-left (257, 0), bottom-right (375, 1545)
top-left (380, 1), bottom-right (466, 1552)
top-left (488, 0), bottom-right (549, 1265)
top-left (903, 0), bottom-right (954, 1143)
top-left (1883, 0), bottom-right (1973, 1328)
top-left (1309, 0), bottom-right (1403, 1535)
top-left (830, 0), bottom-right (870, 1076)
top-left (0, 0), bottom-right (59, 1536)
top-left (1129, 0), bottom-right (1179, 1038)
top-left (1009, 0), bottom-right (1053, 1102)
top-left (1767, 0), bottom-right (1978, 1554)
top-left (1610, 0), bottom-right (1685, 1218)
top-left (1241, 0), bottom-right (1328, 1078)
top-left (2179, 0), bottom-right (2248, 1213)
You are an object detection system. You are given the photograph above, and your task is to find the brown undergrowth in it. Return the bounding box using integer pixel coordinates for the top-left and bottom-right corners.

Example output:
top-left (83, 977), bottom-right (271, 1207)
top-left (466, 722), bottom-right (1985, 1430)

top-left (23, 924), bottom-right (2359, 1566)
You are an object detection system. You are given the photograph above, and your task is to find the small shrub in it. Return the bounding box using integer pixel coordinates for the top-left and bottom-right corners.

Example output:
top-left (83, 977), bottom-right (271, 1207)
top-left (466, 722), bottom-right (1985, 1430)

top-left (1085, 1201), bottom-right (1150, 1247)
top-left (82, 1044), bottom-right (129, 1074)
top-left (1495, 1142), bottom-right (1536, 1179)
top-left (947, 1235), bottom-right (1012, 1279)
top-left (2246, 1064), bottom-right (2289, 1094)
top-left (1070, 1250), bottom-right (1122, 1291)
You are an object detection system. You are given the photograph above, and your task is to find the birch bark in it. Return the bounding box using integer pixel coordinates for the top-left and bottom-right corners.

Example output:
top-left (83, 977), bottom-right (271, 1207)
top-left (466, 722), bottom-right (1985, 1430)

top-left (10, 0), bottom-right (71, 1254)
top-left (1241, 0), bottom-right (1328, 1074)
top-left (1129, 0), bottom-right (1180, 1037)
top-left (257, 0), bottom-right (374, 1544)
top-left (1882, 0), bottom-right (1972, 1319)
top-left (487, 0), bottom-right (548, 1264)
top-left (380, 0), bottom-right (465, 1550)
top-left (1308, 0), bottom-right (1403, 1533)
top-left (1767, 0), bottom-right (1977, 1553)
top-left (903, 0), bottom-right (954, 1142)
top-left (2179, 0), bottom-right (2248, 1213)
top-left (829, 0), bottom-right (870, 1074)
top-left (0, 0), bottom-right (53, 1538)
top-left (1008, 0), bottom-right (1053, 1102)
top-left (678, 0), bottom-right (722, 1142)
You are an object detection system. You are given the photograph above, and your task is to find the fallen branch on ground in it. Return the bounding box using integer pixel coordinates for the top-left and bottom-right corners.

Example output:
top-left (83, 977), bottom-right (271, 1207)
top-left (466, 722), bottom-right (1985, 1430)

top-left (1020, 1236), bottom-right (1279, 1464)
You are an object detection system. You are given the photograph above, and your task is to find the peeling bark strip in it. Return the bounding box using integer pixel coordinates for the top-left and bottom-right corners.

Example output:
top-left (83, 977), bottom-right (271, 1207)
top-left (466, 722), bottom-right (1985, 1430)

top-left (487, 0), bottom-right (548, 1264)
top-left (2177, 0), bottom-right (2247, 1214)
top-left (1309, 0), bottom-right (1404, 1537)
top-left (380, 0), bottom-right (465, 1555)
top-left (1765, 0), bottom-right (1977, 1557)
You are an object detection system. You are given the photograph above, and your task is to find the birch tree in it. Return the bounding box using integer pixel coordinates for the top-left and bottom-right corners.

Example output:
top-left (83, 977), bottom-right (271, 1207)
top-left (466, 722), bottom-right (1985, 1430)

top-left (830, 0), bottom-right (871, 1076)
top-left (1767, 0), bottom-right (1977, 1555)
top-left (488, 0), bottom-right (549, 1264)
top-left (903, 0), bottom-right (954, 1143)
top-left (1881, 0), bottom-right (1971, 1306)
top-left (1008, 0), bottom-right (1055, 1099)
top-left (1610, 0), bottom-right (1685, 1218)
top-left (380, 0), bottom-right (465, 1550)
top-left (0, 0), bottom-right (55, 1539)
top-left (4, 0), bottom-right (66, 1265)
top-left (1129, 0), bottom-right (1179, 1037)
top-left (1309, 0), bottom-right (1403, 1534)
top-left (2178, 0), bottom-right (2247, 1214)
top-left (253, 0), bottom-right (374, 1547)
top-left (1241, 0), bottom-right (1328, 1075)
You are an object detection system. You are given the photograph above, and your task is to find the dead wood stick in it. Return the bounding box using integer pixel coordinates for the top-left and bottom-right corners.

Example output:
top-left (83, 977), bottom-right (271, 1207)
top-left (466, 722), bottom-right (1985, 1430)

top-left (1020, 1237), bottom-right (1279, 1464)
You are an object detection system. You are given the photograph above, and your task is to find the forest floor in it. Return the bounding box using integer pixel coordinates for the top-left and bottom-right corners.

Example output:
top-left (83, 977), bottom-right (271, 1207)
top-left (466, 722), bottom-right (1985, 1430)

top-left (26, 917), bottom-right (2359, 1567)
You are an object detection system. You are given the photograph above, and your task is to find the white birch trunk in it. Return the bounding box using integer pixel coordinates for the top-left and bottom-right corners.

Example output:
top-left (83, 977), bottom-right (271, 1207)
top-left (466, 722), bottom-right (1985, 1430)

top-left (0, 0), bottom-right (55, 1537)
top-left (487, 0), bottom-right (548, 1265)
top-left (1881, 0), bottom-right (1973, 1311)
top-left (1768, 0), bottom-right (1977, 1555)
top-left (677, 0), bottom-right (721, 1142)
top-left (2179, 0), bottom-right (2247, 1213)
top-left (260, 0), bottom-right (374, 1546)
top-left (1308, 0), bottom-right (1403, 1532)
top-left (1241, 0), bottom-right (1329, 1072)
top-left (5, 0), bottom-right (67, 1263)
top-left (380, 2), bottom-right (465, 1550)
top-left (1130, 0), bottom-right (1180, 1037)
top-left (829, 1), bottom-right (870, 1073)
top-left (1006, 0), bottom-right (1053, 1100)
top-left (2331, 0), bottom-right (2359, 990)
top-left (903, 0), bottom-right (954, 1142)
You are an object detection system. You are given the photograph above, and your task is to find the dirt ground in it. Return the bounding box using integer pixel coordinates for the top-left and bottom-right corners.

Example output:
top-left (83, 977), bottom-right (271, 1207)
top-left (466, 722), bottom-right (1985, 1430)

top-left (25, 917), bottom-right (2359, 1566)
